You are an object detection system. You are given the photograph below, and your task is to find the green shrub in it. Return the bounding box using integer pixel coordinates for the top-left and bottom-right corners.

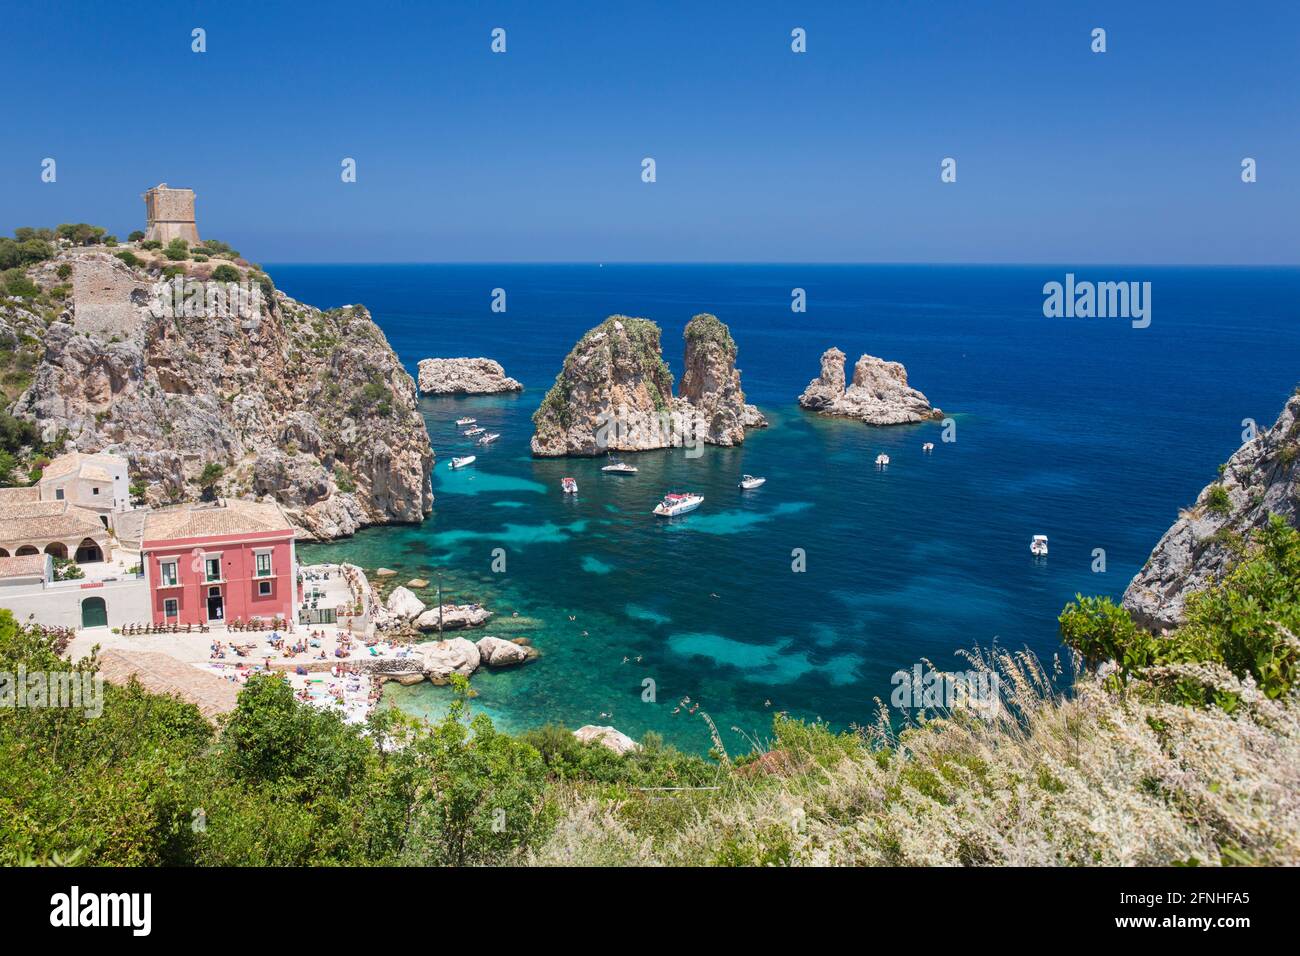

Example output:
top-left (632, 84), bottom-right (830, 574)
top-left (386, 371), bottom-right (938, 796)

top-left (52, 557), bottom-right (84, 581)
top-left (1205, 484), bottom-right (1232, 515)
top-left (1061, 517), bottom-right (1300, 702)
top-left (55, 223), bottom-right (106, 246)
top-left (1, 269), bottom-right (40, 298)
top-left (210, 264), bottom-right (240, 283)
top-left (128, 230), bottom-right (145, 242)
top-left (115, 250), bottom-right (141, 268)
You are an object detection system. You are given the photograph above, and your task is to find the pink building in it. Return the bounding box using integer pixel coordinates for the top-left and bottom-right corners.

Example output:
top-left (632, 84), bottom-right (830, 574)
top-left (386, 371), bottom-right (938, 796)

top-left (142, 498), bottom-right (298, 627)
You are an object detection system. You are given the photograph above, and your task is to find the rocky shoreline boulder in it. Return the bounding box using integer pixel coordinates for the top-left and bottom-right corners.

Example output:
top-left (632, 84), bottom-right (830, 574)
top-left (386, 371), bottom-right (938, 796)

top-left (405, 634), bottom-right (538, 684)
top-left (531, 313), bottom-right (765, 456)
top-left (476, 635), bottom-right (536, 666)
top-left (573, 725), bottom-right (640, 755)
top-left (417, 357), bottom-right (522, 395)
top-left (1122, 389), bottom-right (1300, 631)
top-left (414, 603), bottom-right (492, 631)
top-left (798, 347), bottom-right (943, 425)
top-left (384, 586), bottom-right (426, 620)
top-left (417, 637), bottom-right (481, 684)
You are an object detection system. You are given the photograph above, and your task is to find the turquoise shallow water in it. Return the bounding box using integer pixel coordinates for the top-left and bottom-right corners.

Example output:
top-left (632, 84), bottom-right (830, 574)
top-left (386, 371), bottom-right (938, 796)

top-left (283, 263), bottom-right (1300, 754)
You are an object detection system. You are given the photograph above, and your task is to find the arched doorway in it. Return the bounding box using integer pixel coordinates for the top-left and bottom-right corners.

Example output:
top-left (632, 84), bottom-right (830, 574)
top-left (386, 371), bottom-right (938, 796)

top-left (0, 548), bottom-right (9, 557)
top-left (75, 538), bottom-right (103, 563)
top-left (15, 545), bottom-right (38, 556)
top-left (81, 596), bottom-right (108, 629)
top-left (44, 542), bottom-right (68, 559)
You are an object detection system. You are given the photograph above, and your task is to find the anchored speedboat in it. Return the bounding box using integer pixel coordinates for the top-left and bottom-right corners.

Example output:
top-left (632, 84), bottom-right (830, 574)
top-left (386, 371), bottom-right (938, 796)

top-left (477, 432), bottom-right (501, 445)
top-left (739, 474), bottom-right (766, 490)
top-left (449, 455), bottom-right (477, 470)
top-left (463, 426), bottom-right (486, 436)
top-left (602, 460), bottom-right (638, 474)
top-left (922, 442), bottom-right (935, 453)
top-left (562, 477), bottom-right (578, 495)
top-left (653, 493), bottom-right (703, 517)
top-left (455, 417), bottom-right (476, 426)
top-left (1031, 534), bottom-right (1049, 557)
top-left (875, 453), bottom-right (890, 467)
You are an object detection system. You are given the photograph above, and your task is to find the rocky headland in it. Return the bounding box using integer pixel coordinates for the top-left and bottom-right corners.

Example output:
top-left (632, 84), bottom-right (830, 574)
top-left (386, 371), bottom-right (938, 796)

top-left (417, 357), bottom-right (522, 395)
top-left (531, 313), bottom-right (766, 456)
top-left (2, 245), bottom-right (434, 540)
top-left (798, 347), bottom-right (943, 425)
top-left (1122, 388), bottom-right (1300, 631)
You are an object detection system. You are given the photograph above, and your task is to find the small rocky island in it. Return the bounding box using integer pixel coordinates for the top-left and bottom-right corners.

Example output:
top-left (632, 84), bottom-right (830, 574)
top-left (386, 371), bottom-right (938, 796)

top-left (798, 347), bottom-right (943, 425)
top-left (1122, 388), bottom-right (1300, 631)
top-left (417, 357), bottom-right (523, 395)
top-left (531, 312), bottom-right (766, 456)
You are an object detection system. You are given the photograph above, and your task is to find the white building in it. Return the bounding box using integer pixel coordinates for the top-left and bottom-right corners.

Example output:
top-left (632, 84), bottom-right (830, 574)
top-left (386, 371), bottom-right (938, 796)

top-left (38, 451), bottom-right (131, 519)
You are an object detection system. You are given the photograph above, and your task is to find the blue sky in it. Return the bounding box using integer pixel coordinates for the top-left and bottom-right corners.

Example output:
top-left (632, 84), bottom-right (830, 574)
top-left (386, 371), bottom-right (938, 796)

top-left (2, 1), bottom-right (1297, 263)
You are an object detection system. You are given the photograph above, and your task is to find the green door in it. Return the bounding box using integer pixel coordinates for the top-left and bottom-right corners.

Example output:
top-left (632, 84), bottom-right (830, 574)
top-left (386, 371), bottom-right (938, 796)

top-left (81, 596), bottom-right (108, 628)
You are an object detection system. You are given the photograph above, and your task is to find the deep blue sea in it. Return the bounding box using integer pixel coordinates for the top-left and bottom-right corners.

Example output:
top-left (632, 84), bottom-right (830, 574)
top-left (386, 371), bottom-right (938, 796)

top-left (271, 264), bottom-right (1300, 754)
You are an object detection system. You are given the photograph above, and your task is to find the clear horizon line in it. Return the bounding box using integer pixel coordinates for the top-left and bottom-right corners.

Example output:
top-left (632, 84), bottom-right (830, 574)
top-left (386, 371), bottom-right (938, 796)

top-left (258, 260), bottom-right (1300, 268)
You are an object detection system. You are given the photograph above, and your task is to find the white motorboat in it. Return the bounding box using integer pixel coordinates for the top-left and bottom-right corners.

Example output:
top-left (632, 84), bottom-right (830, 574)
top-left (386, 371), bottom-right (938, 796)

top-left (602, 460), bottom-right (638, 474)
top-left (653, 493), bottom-right (703, 517)
top-left (739, 474), bottom-right (766, 490)
top-left (463, 426), bottom-right (486, 436)
top-left (455, 417), bottom-right (476, 426)
top-left (561, 477), bottom-right (578, 495)
top-left (875, 453), bottom-right (890, 467)
top-left (477, 432), bottom-right (501, 445)
top-left (449, 456), bottom-right (477, 470)
top-left (1031, 534), bottom-right (1049, 557)
top-left (922, 442), bottom-right (935, 453)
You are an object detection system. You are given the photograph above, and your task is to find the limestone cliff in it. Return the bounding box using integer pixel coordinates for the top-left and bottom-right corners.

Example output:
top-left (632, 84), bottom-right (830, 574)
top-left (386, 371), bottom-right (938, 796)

top-left (799, 347), bottom-right (943, 425)
top-left (531, 313), bottom-right (764, 457)
top-left (4, 248), bottom-right (433, 539)
top-left (417, 357), bottom-right (522, 395)
top-left (1122, 389), bottom-right (1300, 631)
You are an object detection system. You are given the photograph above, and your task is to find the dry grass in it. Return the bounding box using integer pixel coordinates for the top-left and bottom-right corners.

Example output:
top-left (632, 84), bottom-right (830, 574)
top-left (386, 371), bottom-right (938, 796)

top-left (530, 648), bottom-right (1300, 866)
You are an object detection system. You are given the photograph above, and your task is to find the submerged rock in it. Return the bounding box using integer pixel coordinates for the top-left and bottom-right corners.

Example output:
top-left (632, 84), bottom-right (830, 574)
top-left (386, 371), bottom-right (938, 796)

top-left (1122, 390), bottom-right (1300, 631)
top-left (531, 313), bottom-right (765, 456)
top-left (417, 357), bottom-right (522, 395)
top-left (798, 347), bottom-right (942, 425)
top-left (573, 724), bottom-right (640, 755)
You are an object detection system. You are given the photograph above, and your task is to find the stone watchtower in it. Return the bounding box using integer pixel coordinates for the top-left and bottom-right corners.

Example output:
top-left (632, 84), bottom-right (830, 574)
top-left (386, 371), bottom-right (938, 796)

top-left (142, 183), bottom-right (200, 245)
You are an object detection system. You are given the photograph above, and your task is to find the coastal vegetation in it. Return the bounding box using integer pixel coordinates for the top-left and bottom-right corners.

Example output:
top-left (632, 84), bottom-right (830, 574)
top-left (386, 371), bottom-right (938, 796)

top-left (3, 518), bottom-right (1296, 867)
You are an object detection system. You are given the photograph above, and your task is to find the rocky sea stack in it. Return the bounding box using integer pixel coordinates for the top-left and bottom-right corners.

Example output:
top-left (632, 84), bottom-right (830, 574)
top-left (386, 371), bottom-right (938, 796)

top-left (1122, 388), bottom-right (1300, 631)
top-left (417, 357), bottom-right (522, 395)
top-left (798, 347), bottom-right (943, 425)
top-left (679, 313), bottom-right (767, 444)
top-left (4, 248), bottom-right (434, 539)
top-left (531, 313), bottom-right (765, 457)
